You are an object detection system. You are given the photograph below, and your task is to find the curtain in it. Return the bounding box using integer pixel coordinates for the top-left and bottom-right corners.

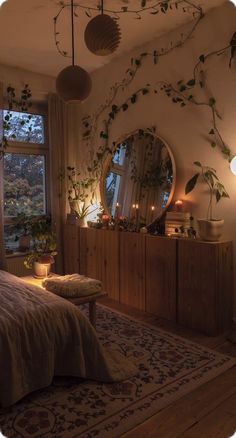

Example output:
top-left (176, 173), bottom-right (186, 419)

top-left (48, 93), bottom-right (68, 274)
top-left (0, 82), bottom-right (6, 270)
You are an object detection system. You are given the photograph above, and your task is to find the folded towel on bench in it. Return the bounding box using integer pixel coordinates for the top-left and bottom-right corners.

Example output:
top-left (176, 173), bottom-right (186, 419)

top-left (42, 274), bottom-right (103, 298)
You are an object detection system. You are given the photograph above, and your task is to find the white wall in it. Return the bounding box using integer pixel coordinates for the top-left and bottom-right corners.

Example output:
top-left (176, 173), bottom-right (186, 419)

top-left (70, 2), bottom-right (236, 306)
top-left (0, 63), bottom-right (56, 103)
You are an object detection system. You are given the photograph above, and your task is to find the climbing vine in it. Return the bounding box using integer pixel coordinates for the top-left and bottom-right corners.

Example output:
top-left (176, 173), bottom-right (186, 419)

top-left (83, 29), bottom-right (236, 186)
top-left (0, 84), bottom-right (32, 159)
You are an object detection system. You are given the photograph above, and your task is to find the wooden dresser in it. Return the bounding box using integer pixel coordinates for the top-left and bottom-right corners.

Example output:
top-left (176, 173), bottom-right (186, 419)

top-left (63, 224), bottom-right (233, 335)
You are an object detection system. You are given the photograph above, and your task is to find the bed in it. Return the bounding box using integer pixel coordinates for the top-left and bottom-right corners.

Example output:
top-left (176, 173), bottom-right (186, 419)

top-left (0, 270), bottom-right (134, 407)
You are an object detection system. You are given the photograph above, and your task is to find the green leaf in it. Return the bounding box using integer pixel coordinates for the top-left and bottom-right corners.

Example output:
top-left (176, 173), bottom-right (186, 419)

top-left (194, 161), bottom-right (202, 167)
top-left (185, 173), bottom-right (200, 194)
top-left (187, 79), bottom-right (195, 87)
top-left (199, 54), bottom-right (205, 63)
top-left (209, 97), bottom-right (216, 107)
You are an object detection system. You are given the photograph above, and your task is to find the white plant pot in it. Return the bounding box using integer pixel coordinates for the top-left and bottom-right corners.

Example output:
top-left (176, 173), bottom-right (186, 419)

top-left (34, 261), bottom-right (51, 278)
top-left (197, 219), bottom-right (224, 242)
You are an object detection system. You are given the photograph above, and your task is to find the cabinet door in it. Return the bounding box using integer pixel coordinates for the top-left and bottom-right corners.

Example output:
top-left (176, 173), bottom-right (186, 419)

top-left (119, 233), bottom-right (145, 310)
top-left (146, 236), bottom-right (176, 321)
top-left (79, 228), bottom-right (119, 300)
top-left (178, 240), bottom-right (232, 335)
top-left (63, 224), bottom-right (79, 274)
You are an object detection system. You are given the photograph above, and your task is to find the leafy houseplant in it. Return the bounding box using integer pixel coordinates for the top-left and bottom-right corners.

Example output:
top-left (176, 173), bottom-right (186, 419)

top-left (185, 161), bottom-right (229, 241)
top-left (24, 217), bottom-right (57, 277)
top-left (67, 166), bottom-right (97, 224)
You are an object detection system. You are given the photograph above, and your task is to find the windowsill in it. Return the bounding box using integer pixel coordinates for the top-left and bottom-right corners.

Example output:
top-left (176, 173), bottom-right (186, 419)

top-left (6, 251), bottom-right (29, 259)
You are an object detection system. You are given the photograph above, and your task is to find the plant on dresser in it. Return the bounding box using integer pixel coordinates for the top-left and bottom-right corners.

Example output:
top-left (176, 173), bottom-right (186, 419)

top-left (185, 161), bottom-right (229, 241)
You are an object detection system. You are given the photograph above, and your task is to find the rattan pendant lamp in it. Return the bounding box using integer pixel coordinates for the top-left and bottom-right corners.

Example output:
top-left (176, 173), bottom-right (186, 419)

top-left (56, 0), bottom-right (92, 103)
top-left (84, 0), bottom-right (121, 56)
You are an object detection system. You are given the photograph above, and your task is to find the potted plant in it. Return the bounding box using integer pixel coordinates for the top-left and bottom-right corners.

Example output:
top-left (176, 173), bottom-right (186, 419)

top-left (12, 213), bottom-right (32, 252)
top-left (24, 217), bottom-right (57, 277)
top-left (185, 161), bottom-right (229, 241)
top-left (67, 166), bottom-right (97, 226)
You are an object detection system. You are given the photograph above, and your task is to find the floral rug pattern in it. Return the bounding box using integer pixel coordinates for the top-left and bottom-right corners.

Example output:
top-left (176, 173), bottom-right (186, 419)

top-left (0, 305), bottom-right (235, 438)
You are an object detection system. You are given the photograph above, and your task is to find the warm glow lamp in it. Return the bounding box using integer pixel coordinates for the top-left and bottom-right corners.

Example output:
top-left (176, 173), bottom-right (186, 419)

top-left (56, 0), bottom-right (92, 103)
top-left (84, 0), bottom-right (121, 56)
top-left (230, 156), bottom-right (236, 175)
top-left (0, 0), bottom-right (7, 6)
top-left (230, 0), bottom-right (236, 5)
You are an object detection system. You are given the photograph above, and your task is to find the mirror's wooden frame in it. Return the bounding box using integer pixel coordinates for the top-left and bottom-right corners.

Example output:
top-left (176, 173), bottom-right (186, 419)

top-left (100, 128), bottom-right (176, 223)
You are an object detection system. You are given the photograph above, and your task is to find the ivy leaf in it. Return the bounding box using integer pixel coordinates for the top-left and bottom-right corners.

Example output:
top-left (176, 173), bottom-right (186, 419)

top-left (185, 173), bottom-right (200, 194)
top-left (209, 97), bottom-right (216, 106)
top-left (229, 32), bottom-right (236, 68)
top-left (112, 104), bottom-right (118, 112)
top-left (199, 54), bottom-right (205, 63)
top-left (209, 129), bottom-right (215, 135)
top-left (193, 161), bottom-right (202, 167)
top-left (109, 112), bottom-right (115, 120)
top-left (142, 88), bottom-right (149, 95)
top-left (122, 103), bottom-right (128, 111)
top-left (211, 141), bottom-right (217, 148)
top-left (187, 79), bottom-right (195, 87)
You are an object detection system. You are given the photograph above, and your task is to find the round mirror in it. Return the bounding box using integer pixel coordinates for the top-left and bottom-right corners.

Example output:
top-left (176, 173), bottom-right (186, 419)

top-left (100, 129), bottom-right (176, 225)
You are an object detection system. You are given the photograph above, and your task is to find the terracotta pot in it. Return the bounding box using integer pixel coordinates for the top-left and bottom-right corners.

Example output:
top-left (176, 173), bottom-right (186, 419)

top-left (197, 219), bottom-right (224, 242)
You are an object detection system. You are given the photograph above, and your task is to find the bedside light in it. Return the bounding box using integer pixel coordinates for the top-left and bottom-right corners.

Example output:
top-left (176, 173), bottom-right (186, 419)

top-left (230, 156), bottom-right (236, 175)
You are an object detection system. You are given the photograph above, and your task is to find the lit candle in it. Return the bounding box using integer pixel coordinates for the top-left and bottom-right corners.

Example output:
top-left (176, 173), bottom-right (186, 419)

top-left (131, 204), bottom-right (136, 220)
top-left (115, 202), bottom-right (120, 220)
top-left (151, 205), bottom-right (155, 222)
top-left (175, 199), bottom-right (183, 212)
top-left (135, 204), bottom-right (139, 231)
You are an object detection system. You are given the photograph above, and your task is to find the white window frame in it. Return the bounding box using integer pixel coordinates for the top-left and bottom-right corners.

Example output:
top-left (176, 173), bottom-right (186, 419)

top-left (3, 108), bottom-right (50, 227)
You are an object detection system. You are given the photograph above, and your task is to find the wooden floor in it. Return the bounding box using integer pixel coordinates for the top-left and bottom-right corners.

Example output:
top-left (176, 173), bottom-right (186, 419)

top-left (100, 297), bottom-right (236, 438)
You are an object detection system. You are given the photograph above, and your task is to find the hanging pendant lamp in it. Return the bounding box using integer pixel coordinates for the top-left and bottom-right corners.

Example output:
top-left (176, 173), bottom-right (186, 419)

top-left (56, 0), bottom-right (92, 103)
top-left (84, 0), bottom-right (121, 56)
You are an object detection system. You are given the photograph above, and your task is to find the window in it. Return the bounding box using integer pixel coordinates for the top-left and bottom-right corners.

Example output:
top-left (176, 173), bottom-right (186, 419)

top-left (3, 109), bottom-right (49, 251)
top-left (3, 110), bottom-right (45, 144)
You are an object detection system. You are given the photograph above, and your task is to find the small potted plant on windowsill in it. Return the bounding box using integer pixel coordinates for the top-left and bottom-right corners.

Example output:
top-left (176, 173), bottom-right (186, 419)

top-left (185, 161), bottom-right (229, 241)
top-left (24, 216), bottom-right (57, 278)
top-left (12, 212), bottom-right (32, 252)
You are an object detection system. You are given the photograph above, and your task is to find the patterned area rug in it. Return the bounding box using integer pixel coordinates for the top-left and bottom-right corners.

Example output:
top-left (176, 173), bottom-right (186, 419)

top-left (0, 304), bottom-right (236, 438)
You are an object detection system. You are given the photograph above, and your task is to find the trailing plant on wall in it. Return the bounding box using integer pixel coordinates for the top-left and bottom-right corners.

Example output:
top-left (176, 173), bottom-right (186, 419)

top-left (67, 166), bottom-right (98, 219)
top-left (54, 0), bottom-right (203, 59)
top-left (85, 29), bottom-right (236, 186)
top-left (0, 84), bottom-right (33, 159)
top-left (66, 3), bottom-right (236, 211)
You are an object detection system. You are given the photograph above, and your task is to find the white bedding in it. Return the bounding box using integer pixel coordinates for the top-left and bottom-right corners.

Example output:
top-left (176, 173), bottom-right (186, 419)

top-left (0, 270), bottom-right (135, 407)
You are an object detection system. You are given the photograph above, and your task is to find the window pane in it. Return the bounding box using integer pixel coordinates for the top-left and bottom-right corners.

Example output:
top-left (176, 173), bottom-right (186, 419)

top-left (4, 153), bottom-right (46, 217)
top-left (112, 143), bottom-right (126, 166)
top-left (105, 172), bottom-right (121, 216)
top-left (4, 110), bottom-right (45, 144)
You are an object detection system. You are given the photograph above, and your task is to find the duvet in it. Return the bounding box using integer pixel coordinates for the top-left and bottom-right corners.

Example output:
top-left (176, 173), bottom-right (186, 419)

top-left (0, 270), bottom-right (134, 407)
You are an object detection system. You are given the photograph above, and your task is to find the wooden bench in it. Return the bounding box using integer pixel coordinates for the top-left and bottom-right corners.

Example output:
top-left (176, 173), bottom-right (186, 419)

top-left (22, 275), bottom-right (106, 328)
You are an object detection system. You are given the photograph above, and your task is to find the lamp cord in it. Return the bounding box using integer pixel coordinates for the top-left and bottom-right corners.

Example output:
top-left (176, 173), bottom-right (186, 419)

top-left (101, 0), bottom-right (104, 14)
top-left (71, 0), bottom-right (75, 66)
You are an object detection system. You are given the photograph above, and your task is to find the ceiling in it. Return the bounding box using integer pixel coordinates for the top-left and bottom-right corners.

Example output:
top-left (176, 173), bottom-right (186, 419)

top-left (0, 0), bottom-right (227, 78)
